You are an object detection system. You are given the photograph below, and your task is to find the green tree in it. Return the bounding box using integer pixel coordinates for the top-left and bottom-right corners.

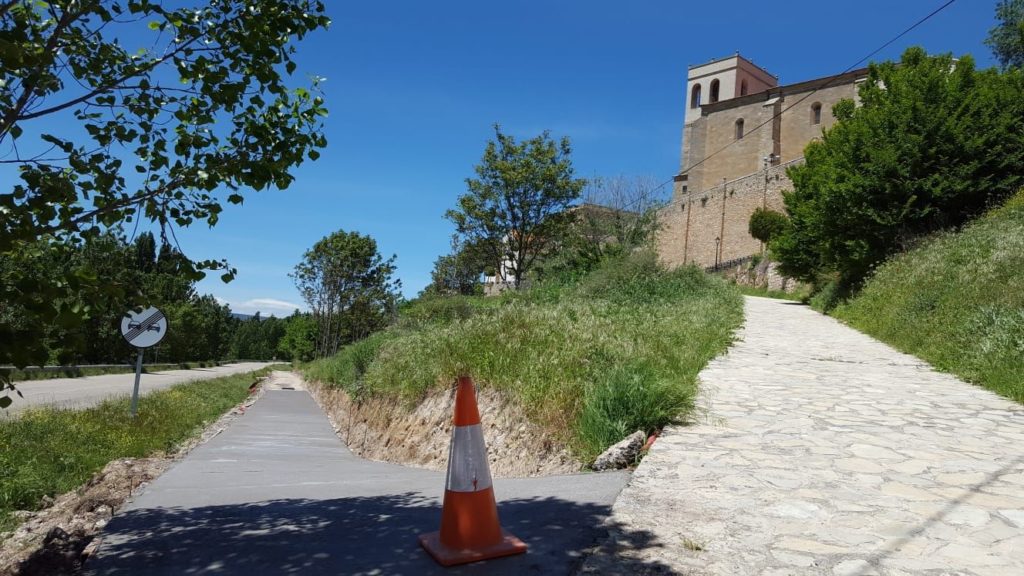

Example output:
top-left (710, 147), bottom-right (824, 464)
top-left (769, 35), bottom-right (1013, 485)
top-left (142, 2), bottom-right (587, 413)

top-left (229, 315), bottom-right (260, 360)
top-left (748, 207), bottom-right (789, 245)
top-left (133, 232), bottom-right (158, 275)
top-left (229, 312), bottom-right (285, 361)
top-left (292, 230), bottom-right (400, 357)
top-left (0, 233), bottom-right (144, 369)
top-left (256, 316), bottom-right (286, 360)
top-left (446, 125), bottom-right (586, 288)
top-left (161, 295), bottom-right (234, 362)
top-left (986, 0), bottom-right (1024, 69)
top-left (427, 240), bottom-right (486, 296)
top-left (146, 241), bottom-right (196, 304)
top-left (278, 310), bottom-right (316, 362)
top-left (65, 234), bottom-right (138, 364)
top-left (774, 48), bottom-right (1024, 284)
top-left (1, 1), bottom-right (329, 404)
top-left (558, 175), bottom-right (664, 275)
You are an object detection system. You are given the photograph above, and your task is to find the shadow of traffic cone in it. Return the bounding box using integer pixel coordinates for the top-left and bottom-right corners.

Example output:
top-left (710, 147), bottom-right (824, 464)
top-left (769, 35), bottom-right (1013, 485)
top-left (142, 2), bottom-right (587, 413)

top-left (419, 375), bottom-right (527, 566)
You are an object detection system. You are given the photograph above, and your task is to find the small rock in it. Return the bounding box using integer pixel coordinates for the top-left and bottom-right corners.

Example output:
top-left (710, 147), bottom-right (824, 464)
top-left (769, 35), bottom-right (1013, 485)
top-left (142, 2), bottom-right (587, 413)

top-left (834, 559), bottom-right (878, 576)
top-left (44, 526), bottom-right (69, 544)
top-left (592, 430), bottom-right (647, 471)
top-left (39, 495), bottom-right (55, 508)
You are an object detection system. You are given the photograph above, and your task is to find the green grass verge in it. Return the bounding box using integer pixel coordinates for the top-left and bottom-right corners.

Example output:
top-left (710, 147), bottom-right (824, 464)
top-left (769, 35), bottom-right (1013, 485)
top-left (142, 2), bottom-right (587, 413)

top-left (830, 191), bottom-right (1024, 403)
top-left (0, 366), bottom-right (279, 535)
top-left (6, 361), bottom-right (223, 383)
top-left (305, 252), bottom-right (743, 462)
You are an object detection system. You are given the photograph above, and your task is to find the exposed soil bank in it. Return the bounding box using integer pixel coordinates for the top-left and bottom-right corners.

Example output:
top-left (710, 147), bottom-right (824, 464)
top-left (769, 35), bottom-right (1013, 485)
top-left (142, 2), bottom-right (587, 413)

top-left (309, 382), bottom-right (581, 477)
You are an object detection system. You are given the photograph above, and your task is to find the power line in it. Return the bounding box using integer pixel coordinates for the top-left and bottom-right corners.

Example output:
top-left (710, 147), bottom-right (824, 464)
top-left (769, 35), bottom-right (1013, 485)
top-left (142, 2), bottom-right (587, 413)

top-left (589, 0), bottom-right (958, 217)
top-left (674, 0), bottom-right (958, 186)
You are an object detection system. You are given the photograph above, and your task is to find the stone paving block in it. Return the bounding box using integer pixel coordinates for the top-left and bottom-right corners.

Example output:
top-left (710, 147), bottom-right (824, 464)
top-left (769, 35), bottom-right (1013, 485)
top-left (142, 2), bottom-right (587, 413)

top-left (578, 296), bottom-right (1024, 575)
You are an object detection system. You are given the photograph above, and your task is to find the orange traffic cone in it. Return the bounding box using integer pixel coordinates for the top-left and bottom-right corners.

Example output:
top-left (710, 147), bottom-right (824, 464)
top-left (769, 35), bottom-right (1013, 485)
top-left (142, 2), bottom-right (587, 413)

top-left (419, 376), bottom-right (528, 566)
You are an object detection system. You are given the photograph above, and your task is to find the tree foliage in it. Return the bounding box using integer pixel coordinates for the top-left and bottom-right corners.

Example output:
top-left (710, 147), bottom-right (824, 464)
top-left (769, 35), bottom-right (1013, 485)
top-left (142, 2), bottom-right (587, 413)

top-left (774, 48), bottom-right (1024, 284)
top-left (292, 230), bottom-right (400, 358)
top-left (1, 0), bottom-right (329, 398)
top-left (0, 231), bottom-right (305, 406)
top-left (278, 310), bottom-right (316, 362)
top-left (229, 312), bottom-right (284, 361)
top-left (446, 125), bottom-right (586, 288)
top-left (748, 207), bottom-right (788, 245)
top-left (986, 0), bottom-right (1024, 70)
top-left (557, 175), bottom-right (665, 274)
top-left (161, 295), bottom-right (234, 362)
top-left (425, 240), bottom-right (486, 296)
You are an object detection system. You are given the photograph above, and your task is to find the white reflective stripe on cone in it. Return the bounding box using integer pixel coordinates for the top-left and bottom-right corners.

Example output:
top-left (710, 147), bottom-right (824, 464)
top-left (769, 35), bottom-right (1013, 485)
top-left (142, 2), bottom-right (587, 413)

top-left (445, 423), bottom-right (494, 492)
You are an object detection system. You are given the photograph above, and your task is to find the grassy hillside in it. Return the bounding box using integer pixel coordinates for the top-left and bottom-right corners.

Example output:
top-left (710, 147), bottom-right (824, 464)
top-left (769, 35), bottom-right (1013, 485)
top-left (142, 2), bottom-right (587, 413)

top-left (305, 252), bottom-right (743, 461)
top-left (832, 192), bottom-right (1024, 403)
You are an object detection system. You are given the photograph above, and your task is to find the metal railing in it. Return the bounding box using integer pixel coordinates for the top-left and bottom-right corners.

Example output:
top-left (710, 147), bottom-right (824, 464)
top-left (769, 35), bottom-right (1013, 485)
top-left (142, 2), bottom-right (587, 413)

top-left (705, 255), bottom-right (755, 273)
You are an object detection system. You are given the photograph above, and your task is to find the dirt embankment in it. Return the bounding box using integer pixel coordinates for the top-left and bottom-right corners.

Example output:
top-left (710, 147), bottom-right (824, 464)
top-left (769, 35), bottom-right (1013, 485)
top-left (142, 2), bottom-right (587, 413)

top-left (309, 382), bottom-right (581, 477)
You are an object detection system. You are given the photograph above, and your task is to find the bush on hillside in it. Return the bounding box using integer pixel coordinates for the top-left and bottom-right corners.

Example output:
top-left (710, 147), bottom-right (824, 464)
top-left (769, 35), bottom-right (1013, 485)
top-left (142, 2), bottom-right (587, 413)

top-left (748, 208), bottom-right (788, 244)
top-left (397, 295), bottom-right (490, 326)
top-left (305, 252), bottom-right (743, 460)
top-left (775, 48), bottom-right (1024, 285)
top-left (832, 190), bottom-right (1024, 402)
top-left (576, 362), bottom-right (693, 456)
top-left (303, 331), bottom-right (396, 400)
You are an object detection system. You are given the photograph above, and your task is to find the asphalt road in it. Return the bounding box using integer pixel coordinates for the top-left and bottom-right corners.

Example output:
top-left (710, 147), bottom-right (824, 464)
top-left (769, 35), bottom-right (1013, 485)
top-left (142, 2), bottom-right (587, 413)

top-left (85, 374), bottom-right (634, 575)
top-left (3, 362), bottom-right (274, 415)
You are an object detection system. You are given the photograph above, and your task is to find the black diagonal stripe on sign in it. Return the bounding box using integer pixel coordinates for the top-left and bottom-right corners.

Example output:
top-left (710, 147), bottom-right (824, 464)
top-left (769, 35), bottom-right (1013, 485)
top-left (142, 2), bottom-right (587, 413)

top-left (125, 310), bottom-right (165, 343)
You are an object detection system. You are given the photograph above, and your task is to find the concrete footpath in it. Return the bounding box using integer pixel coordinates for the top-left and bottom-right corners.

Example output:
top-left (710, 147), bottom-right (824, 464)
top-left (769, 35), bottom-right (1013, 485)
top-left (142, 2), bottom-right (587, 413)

top-left (583, 296), bottom-right (1024, 575)
top-left (4, 362), bottom-right (273, 415)
top-left (85, 372), bottom-right (635, 575)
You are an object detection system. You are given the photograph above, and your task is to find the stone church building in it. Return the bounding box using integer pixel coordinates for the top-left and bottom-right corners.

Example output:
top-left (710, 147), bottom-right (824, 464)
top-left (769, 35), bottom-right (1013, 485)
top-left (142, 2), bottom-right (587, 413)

top-left (656, 54), bottom-right (867, 269)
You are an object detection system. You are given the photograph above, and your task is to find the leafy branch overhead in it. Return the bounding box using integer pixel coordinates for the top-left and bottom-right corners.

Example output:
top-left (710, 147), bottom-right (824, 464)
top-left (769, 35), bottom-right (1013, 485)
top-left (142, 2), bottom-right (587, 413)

top-left (1, 0), bottom-right (329, 249)
top-left (0, 1), bottom-right (330, 396)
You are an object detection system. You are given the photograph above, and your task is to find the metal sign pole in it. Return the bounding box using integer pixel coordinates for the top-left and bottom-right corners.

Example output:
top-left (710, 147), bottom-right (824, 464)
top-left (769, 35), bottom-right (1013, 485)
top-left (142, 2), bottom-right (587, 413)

top-left (130, 348), bottom-right (144, 417)
top-left (120, 306), bottom-right (168, 418)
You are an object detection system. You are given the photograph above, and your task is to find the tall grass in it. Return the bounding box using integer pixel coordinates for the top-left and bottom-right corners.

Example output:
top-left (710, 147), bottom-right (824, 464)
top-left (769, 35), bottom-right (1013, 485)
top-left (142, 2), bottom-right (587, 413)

top-left (831, 191), bottom-right (1024, 403)
top-left (0, 367), bottom-right (274, 534)
top-left (306, 252), bottom-right (743, 461)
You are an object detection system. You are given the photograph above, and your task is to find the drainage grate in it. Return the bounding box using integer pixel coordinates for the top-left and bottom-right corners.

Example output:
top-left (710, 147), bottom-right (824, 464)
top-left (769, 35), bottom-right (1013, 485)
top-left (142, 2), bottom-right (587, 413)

top-left (280, 386), bottom-right (295, 390)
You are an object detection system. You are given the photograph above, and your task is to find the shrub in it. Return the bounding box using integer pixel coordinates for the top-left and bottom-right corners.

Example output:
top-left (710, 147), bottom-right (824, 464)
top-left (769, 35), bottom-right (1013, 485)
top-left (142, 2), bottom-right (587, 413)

top-left (775, 48), bottom-right (1024, 284)
top-left (576, 363), bottom-right (693, 459)
top-left (399, 295), bottom-right (480, 325)
top-left (831, 190), bottom-right (1024, 402)
top-left (748, 208), bottom-right (788, 244)
top-left (303, 331), bottom-right (396, 400)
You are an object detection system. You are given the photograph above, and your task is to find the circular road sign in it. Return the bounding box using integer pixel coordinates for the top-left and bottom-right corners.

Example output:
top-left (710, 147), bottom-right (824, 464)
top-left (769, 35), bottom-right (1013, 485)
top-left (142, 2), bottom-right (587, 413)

top-left (120, 306), bottom-right (168, 348)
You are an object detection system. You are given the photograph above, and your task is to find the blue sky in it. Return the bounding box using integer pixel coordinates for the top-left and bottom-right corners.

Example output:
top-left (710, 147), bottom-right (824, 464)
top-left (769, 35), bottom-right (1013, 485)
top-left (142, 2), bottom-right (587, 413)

top-left (169, 0), bottom-right (997, 314)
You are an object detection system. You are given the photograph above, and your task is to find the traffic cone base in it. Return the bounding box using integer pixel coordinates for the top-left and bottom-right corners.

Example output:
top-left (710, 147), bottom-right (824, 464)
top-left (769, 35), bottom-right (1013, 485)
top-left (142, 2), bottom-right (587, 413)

top-left (419, 529), bottom-right (527, 567)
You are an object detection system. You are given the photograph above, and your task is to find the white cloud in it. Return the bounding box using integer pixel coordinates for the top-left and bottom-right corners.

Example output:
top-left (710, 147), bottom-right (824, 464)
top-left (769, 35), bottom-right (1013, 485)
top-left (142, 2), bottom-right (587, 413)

top-left (226, 298), bottom-right (304, 316)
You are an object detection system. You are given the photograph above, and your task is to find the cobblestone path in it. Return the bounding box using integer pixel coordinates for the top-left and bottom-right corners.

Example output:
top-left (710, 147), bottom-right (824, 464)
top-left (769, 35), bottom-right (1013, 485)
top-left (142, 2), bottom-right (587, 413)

top-left (582, 296), bottom-right (1024, 575)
